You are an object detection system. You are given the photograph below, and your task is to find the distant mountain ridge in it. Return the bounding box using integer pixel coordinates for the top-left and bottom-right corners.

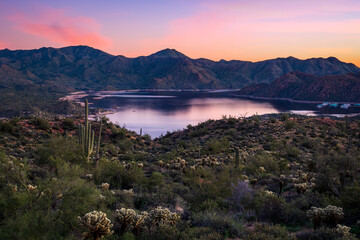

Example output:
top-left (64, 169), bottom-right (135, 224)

top-left (237, 71), bottom-right (360, 102)
top-left (0, 45), bottom-right (358, 91)
top-left (0, 45), bottom-right (359, 116)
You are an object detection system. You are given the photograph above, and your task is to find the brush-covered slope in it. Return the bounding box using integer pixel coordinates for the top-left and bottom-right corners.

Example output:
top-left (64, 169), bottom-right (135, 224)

top-left (238, 71), bottom-right (360, 102)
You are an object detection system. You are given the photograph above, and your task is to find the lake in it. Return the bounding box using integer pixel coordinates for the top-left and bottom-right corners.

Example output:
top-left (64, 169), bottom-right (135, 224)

top-left (80, 90), bottom-right (360, 138)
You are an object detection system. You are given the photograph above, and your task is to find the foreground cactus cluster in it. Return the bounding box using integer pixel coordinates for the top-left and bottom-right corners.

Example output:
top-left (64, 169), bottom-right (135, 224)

top-left (149, 206), bottom-right (180, 226)
top-left (78, 211), bottom-right (113, 240)
top-left (115, 206), bottom-right (180, 234)
top-left (307, 205), bottom-right (344, 228)
top-left (115, 208), bottom-right (148, 233)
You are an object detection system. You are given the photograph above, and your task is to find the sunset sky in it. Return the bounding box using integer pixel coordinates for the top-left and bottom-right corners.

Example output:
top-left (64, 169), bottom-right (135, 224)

top-left (0, 0), bottom-right (359, 66)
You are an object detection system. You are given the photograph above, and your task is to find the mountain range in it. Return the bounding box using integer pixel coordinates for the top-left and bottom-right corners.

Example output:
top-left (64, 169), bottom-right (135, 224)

top-left (0, 45), bottom-right (358, 90)
top-left (0, 45), bottom-right (359, 116)
top-left (237, 71), bottom-right (360, 102)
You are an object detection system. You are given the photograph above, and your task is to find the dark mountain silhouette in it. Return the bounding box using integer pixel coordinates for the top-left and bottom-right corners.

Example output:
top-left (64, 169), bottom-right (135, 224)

top-left (237, 71), bottom-right (360, 102)
top-left (0, 45), bottom-right (358, 91)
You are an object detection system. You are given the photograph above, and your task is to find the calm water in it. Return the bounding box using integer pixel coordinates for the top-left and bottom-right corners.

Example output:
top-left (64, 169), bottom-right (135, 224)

top-left (83, 91), bottom-right (359, 138)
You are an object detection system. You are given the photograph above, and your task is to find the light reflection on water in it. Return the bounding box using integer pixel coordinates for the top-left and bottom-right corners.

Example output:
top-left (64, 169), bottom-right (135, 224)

top-left (105, 98), bottom-right (279, 137)
top-left (85, 91), bottom-right (357, 138)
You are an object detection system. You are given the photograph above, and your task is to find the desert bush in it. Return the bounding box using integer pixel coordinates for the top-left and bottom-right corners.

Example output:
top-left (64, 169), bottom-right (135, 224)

top-left (0, 121), bottom-right (14, 133)
top-left (110, 127), bottom-right (127, 140)
top-left (189, 126), bottom-right (209, 138)
top-left (138, 224), bottom-right (181, 240)
top-left (203, 138), bottom-right (230, 154)
top-left (36, 136), bottom-right (84, 167)
top-left (62, 118), bottom-right (75, 130)
top-left (192, 211), bottom-right (243, 237)
top-left (95, 160), bottom-right (146, 189)
top-left (229, 180), bottom-right (254, 212)
top-left (34, 117), bottom-right (50, 130)
top-left (180, 227), bottom-right (223, 240)
top-left (285, 119), bottom-right (297, 130)
top-left (147, 172), bottom-right (164, 189)
top-left (246, 223), bottom-right (294, 240)
top-left (244, 151), bottom-right (279, 176)
top-left (0, 162), bottom-right (101, 240)
top-left (296, 226), bottom-right (357, 240)
top-left (133, 186), bottom-right (176, 210)
top-left (340, 183), bottom-right (360, 224)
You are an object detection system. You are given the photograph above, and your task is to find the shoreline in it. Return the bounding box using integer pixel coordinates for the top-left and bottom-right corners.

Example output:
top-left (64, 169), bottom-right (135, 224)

top-left (232, 94), bottom-right (360, 105)
top-left (58, 90), bottom-right (360, 120)
top-left (61, 90), bottom-right (360, 105)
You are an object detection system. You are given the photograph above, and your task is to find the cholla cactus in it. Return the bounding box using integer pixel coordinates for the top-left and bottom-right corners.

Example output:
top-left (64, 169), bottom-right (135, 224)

top-left (133, 211), bottom-right (149, 232)
top-left (27, 184), bottom-right (37, 193)
top-left (123, 189), bottom-right (134, 196)
top-left (85, 174), bottom-right (93, 180)
top-left (115, 208), bottom-right (137, 233)
top-left (322, 205), bottom-right (344, 227)
top-left (307, 205), bottom-right (344, 228)
top-left (336, 224), bottom-right (351, 237)
top-left (78, 211), bottom-right (113, 240)
top-left (101, 183), bottom-right (110, 191)
top-left (115, 208), bottom-right (149, 234)
top-left (137, 163), bottom-right (144, 168)
top-left (264, 190), bottom-right (274, 195)
top-left (189, 165), bottom-right (196, 171)
top-left (195, 157), bottom-right (220, 167)
top-left (148, 206), bottom-right (180, 227)
top-left (294, 183), bottom-right (307, 194)
top-left (258, 166), bottom-right (266, 173)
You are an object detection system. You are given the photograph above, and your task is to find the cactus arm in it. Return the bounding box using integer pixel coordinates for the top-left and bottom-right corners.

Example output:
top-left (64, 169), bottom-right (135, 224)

top-left (96, 120), bottom-right (102, 158)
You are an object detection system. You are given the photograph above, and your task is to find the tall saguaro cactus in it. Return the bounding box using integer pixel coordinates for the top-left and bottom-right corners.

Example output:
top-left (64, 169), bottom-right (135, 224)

top-left (79, 99), bottom-right (95, 162)
top-left (235, 147), bottom-right (240, 168)
top-left (94, 119), bottom-right (103, 168)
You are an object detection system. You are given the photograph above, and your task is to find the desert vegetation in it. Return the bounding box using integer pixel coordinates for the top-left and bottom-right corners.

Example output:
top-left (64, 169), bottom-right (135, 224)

top-left (0, 110), bottom-right (360, 239)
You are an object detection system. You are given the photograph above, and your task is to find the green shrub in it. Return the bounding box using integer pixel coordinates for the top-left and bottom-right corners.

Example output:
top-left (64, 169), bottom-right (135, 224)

top-left (203, 138), bottom-right (230, 154)
top-left (36, 136), bottom-right (85, 167)
top-left (244, 151), bottom-right (279, 176)
top-left (0, 121), bottom-right (14, 133)
top-left (296, 227), bottom-right (357, 240)
top-left (181, 227), bottom-right (223, 240)
top-left (285, 119), bottom-right (296, 130)
top-left (192, 211), bottom-right (243, 237)
top-left (148, 172), bottom-right (164, 189)
top-left (62, 118), bottom-right (75, 130)
top-left (34, 117), bottom-right (50, 130)
top-left (246, 223), bottom-right (294, 240)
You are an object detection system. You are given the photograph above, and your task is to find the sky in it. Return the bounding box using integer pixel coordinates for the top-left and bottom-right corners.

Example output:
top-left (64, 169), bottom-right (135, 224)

top-left (0, 0), bottom-right (359, 66)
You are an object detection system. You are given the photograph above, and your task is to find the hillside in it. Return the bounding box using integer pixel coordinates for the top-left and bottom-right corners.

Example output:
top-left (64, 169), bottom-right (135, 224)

top-left (237, 71), bottom-right (360, 102)
top-left (1, 113), bottom-right (360, 239)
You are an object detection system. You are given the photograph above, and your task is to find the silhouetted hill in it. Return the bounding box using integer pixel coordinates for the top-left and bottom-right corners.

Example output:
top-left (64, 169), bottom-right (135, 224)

top-left (237, 71), bottom-right (360, 102)
top-left (0, 46), bottom-right (358, 91)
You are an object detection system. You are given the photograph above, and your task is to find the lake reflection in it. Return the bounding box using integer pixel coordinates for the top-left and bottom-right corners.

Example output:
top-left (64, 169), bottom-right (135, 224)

top-left (85, 91), bottom-right (316, 138)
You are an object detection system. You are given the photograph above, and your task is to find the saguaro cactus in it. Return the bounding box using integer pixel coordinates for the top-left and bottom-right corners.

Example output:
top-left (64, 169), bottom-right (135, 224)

top-left (94, 119), bottom-right (103, 168)
top-left (235, 147), bottom-right (240, 168)
top-left (79, 99), bottom-right (95, 162)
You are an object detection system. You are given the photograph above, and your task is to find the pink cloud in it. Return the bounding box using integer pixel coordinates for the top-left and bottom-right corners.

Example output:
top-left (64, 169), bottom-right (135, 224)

top-left (7, 7), bottom-right (112, 49)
